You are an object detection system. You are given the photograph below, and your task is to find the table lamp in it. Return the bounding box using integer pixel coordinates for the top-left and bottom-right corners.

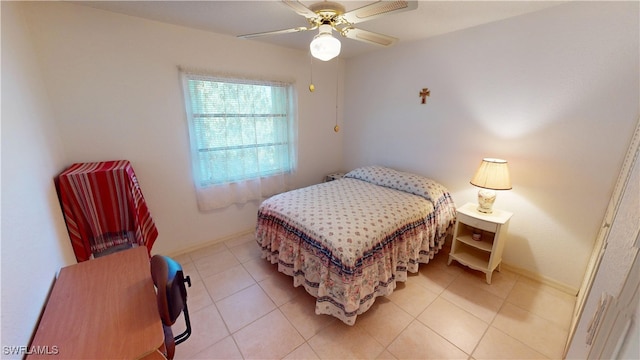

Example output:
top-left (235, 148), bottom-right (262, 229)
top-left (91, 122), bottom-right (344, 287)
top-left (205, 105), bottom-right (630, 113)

top-left (470, 158), bottom-right (512, 214)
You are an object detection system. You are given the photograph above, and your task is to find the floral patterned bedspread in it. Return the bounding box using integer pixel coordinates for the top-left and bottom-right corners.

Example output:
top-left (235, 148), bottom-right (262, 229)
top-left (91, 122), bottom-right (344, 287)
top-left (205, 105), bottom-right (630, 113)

top-left (255, 166), bottom-right (456, 325)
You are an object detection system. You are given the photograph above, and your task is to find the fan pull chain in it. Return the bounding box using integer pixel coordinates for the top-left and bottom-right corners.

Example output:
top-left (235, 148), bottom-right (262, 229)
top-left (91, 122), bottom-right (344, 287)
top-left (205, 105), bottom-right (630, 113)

top-left (334, 60), bottom-right (340, 133)
top-left (309, 53), bottom-right (315, 92)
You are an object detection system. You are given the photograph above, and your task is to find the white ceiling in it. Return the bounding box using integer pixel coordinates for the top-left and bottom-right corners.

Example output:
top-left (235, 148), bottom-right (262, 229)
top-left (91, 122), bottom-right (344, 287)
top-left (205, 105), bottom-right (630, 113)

top-left (77, 1), bottom-right (565, 58)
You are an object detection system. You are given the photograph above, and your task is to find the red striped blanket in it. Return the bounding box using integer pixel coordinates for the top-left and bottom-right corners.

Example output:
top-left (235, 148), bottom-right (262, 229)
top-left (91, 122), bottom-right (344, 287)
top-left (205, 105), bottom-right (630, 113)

top-left (56, 160), bottom-right (157, 262)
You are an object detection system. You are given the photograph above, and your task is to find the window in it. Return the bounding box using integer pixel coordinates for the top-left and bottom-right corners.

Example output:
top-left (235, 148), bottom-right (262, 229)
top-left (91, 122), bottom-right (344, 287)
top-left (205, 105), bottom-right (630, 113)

top-left (181, 72), bottom-right (297, 210)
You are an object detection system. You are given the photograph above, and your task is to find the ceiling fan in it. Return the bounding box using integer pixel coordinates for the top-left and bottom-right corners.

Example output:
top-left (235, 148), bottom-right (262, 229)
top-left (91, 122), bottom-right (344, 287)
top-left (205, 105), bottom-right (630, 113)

top-left (238, 1), bottom-right (418, 61)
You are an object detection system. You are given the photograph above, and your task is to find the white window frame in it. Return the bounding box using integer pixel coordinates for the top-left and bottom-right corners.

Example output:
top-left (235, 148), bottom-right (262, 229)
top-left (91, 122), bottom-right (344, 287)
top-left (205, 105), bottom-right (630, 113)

top-left (181, 71), bottom-right (297, 210)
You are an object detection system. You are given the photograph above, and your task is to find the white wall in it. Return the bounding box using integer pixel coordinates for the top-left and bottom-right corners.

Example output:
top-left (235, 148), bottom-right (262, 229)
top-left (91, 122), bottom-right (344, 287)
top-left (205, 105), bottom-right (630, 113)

top-left (0, 2), bottom-right (77, 353)
top-left (22, 2), bottom-right (344, 256)
top-left (343, 1), bottom-right (639, 290)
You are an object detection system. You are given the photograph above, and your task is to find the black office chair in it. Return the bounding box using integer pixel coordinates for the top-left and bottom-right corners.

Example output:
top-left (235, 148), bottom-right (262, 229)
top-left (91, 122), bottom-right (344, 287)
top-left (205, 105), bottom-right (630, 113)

top-left (150, 255), bottom-right (192, 360)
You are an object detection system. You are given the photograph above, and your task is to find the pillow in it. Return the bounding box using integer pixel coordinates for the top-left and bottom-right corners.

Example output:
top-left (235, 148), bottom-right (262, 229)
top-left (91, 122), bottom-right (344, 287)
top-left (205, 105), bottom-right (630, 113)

top-left (344, 166), bottom-right (398, 188)
top-left (344, 166), bottom-right (448, 203)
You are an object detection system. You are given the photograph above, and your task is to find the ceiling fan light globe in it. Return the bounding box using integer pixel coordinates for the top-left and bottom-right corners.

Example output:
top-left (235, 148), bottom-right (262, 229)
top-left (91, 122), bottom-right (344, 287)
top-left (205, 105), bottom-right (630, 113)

top-left (310, 33), bottom-right (341, 61)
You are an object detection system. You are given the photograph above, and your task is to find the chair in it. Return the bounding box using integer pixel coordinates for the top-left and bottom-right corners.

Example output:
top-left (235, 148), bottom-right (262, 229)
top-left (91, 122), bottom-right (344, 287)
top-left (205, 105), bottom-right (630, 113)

top-left (150, 255), bottom-right (192, 360)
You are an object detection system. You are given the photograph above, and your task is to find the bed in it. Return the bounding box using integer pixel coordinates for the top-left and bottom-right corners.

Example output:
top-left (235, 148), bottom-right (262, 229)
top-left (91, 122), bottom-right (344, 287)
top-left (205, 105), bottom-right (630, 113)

top-left (255, 166), bottom-right (457, 325)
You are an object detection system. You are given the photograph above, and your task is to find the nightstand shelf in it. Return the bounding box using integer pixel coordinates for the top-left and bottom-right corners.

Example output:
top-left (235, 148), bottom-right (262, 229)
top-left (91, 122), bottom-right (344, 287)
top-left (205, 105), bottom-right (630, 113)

top-left (456, 234), bottom-right (493, 252)
top-left (451, 247), bottom-right (491, 270)
top-left (448, 202), bottom-right (513, 284)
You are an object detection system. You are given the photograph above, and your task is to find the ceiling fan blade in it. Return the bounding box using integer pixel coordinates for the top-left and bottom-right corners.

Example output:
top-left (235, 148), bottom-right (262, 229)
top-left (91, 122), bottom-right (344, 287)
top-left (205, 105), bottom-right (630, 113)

top-left (341, 1), bottom-right (418, 25)
top-left (282, 0), bottom-right (319, 19)
top-left (340, 27), bottom-right (397, 46)
top-left (238, 26), bottom-right (313, 39)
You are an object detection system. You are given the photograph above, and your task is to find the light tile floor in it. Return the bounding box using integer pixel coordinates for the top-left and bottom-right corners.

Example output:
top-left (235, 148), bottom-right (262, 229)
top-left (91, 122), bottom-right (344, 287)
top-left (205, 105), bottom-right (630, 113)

top-left (170, 233), bottom-right (576, 359)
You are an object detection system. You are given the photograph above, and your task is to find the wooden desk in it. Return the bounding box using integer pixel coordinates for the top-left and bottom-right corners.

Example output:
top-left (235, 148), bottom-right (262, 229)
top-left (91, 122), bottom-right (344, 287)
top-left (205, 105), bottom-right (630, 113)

top-left (28, 247), bottom-right (164, 359)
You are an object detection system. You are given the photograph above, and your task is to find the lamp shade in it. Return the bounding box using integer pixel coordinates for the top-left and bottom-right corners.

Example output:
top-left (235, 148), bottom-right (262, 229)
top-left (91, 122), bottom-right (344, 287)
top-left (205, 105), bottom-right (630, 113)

top-left (310, 24), bottom-right (341, 61)
top-left (470, 158), bottom-right (512, 190)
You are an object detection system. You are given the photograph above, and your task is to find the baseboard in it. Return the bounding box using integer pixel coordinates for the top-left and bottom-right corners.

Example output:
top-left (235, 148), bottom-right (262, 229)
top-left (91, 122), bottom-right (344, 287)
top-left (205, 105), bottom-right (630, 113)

top-left (502, 262), bottom-right (579, 296)
top-left (167, 228), bottom-right (255, 259)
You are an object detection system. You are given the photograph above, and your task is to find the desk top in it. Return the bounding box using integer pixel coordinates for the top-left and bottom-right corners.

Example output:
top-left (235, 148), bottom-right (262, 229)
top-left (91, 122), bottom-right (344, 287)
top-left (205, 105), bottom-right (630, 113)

top-left (28, 247), bottom-right (164, 359)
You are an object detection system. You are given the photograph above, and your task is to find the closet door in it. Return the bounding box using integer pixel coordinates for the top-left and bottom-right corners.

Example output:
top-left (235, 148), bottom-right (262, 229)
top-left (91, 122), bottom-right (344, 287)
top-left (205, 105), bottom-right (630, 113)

top-left (565, 117), bottom-right (640, 359)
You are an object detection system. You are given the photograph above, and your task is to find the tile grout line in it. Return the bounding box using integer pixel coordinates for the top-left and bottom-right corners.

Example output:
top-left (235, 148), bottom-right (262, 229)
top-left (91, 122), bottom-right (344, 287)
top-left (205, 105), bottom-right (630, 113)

top-left (179, 234), bottom-right (575, 359)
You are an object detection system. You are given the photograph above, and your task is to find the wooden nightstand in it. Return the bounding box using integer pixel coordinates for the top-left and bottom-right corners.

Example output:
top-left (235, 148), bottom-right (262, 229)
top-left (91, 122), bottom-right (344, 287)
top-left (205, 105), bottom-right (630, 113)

top-left (448, 202), bottom-right (513, 284)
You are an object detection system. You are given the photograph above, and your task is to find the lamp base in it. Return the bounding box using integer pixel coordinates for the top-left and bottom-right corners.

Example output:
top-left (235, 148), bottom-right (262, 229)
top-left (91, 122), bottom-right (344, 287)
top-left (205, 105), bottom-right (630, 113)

top-left (477, 189), bottom-right (496, 214)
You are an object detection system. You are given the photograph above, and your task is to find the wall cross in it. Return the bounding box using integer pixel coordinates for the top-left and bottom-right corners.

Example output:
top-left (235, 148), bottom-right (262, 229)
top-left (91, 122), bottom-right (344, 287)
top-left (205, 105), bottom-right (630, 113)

top-left (419, 88), bottom-right (430, 104)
